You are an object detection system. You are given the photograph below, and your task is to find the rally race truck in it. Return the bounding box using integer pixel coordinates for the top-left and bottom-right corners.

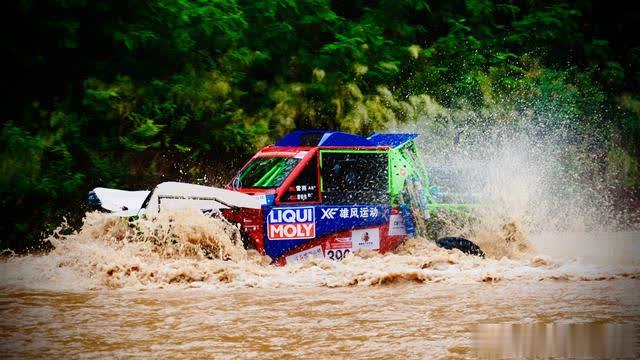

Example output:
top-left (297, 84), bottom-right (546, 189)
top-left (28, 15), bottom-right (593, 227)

top-left (88, 130), bottom-right (483, 264)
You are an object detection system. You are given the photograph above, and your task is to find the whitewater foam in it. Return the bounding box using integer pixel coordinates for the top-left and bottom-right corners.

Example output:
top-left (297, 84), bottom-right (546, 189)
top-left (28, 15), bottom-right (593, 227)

top-left (0, 210), bottom-right (636, 291)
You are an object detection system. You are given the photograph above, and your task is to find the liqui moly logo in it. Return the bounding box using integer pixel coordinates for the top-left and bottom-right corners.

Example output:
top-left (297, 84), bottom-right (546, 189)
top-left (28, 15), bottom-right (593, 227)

top-left (267, 207), bottom-right (315, 240)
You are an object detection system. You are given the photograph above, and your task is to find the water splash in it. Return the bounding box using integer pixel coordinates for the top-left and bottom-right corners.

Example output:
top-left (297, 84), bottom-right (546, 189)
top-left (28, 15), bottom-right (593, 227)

top-left (394, 105), bottom-right (639, 260)
top-left (0, 208), bottom-right (637, 291)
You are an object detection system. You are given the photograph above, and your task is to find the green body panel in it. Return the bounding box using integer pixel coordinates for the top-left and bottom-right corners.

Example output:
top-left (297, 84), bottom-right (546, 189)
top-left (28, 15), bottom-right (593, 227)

top-left (390, 141), bottom-right (475, 217)
top-left (388, 147), bottom-right (413, 203)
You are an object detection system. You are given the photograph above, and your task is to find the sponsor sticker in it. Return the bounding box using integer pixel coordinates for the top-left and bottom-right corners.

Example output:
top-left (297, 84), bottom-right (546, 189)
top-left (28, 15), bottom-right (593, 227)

top-left (352, 228), bottom-right (380, 250)
top-left (388, 214), bottom-right (407, 236)
top-left (285, 246), bottom-right (323, 263)
top-left (320, 206), bottom-right (381, 220)
top-left (267, 206), bottom-right (315, 240)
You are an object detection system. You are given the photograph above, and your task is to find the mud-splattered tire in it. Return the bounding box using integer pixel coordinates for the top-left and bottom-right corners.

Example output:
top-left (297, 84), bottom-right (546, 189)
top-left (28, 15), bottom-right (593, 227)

top-left (436, 237), bottom-right (485, 258)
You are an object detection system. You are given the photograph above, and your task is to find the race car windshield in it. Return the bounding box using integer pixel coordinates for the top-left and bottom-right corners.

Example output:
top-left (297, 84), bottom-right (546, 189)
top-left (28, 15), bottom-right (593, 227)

top-left (236, 157), bottom-right (301, 188)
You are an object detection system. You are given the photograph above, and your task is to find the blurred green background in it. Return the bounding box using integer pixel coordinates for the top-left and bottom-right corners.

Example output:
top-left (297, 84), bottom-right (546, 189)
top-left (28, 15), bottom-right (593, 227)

top-left (2, 0), bottom-right (639, 249)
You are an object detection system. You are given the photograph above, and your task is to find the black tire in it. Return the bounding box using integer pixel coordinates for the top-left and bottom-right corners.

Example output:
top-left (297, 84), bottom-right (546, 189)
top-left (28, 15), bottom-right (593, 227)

top-left (436, 237), bottom-right (485, 258)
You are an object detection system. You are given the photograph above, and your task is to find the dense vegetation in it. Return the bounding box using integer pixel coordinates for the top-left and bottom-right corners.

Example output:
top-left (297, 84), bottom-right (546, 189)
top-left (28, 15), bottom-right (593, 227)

top-left (2, 0), bottom-right (639, 249)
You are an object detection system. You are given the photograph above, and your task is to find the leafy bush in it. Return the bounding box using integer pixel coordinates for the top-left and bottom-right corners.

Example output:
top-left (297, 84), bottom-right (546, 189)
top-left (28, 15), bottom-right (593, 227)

top-left (2, 0), bottom-right (639, 249)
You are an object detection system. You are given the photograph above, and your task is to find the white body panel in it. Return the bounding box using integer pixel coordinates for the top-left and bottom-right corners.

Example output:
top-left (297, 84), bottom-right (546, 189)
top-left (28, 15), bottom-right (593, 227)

top-left (91, 181), bottom-right (262, 216)
top-left (91, 188), bottom-right (150, 216)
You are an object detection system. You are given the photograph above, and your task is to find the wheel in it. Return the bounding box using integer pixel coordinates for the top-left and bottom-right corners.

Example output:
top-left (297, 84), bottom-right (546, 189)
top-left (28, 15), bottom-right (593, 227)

top-left (436, 236), bottom-right (485, 258)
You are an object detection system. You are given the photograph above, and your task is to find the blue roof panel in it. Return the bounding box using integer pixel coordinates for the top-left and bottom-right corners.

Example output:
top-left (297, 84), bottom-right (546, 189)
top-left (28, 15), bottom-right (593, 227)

top-left (275, 130), bottom-right (374, 147)
top-left (274, 130), bottom-right (329, 146)
top-left (367, 133), bottom-right (418, 148)
top-left (318, 132), bottom-right (373, 147)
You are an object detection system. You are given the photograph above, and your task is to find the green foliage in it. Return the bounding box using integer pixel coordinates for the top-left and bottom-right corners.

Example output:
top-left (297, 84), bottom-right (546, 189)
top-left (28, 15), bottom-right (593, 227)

top-left (2, 0), bottom-right (640, 249)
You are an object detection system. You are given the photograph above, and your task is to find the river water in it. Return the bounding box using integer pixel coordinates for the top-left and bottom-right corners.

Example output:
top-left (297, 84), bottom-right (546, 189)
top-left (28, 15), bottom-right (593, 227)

top-left (0, 211), bottom-right (639, 358)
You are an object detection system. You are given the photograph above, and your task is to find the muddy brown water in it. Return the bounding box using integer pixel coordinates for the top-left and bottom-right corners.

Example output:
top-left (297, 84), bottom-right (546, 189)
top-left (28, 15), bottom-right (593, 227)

top-left (2, 280), bottom-right (639, 358)
top-left (0, 212), bottom-right (639, 358)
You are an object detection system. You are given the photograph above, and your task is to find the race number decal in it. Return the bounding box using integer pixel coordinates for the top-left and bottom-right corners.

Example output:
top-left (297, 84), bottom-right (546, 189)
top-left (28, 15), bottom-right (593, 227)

top-left (324, 237), bottom-right (352, 260)
top-left (325, 248), bottom-right (351, 260)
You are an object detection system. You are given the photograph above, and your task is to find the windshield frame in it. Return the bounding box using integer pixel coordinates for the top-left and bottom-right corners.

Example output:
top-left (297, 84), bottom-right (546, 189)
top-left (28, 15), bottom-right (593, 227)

top-left (232, 155), bottom-right (302, 190)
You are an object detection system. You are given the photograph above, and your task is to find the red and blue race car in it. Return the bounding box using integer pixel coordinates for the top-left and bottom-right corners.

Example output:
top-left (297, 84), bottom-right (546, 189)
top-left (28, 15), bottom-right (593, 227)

top-left (89, 130), bottom-right (483, 264)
